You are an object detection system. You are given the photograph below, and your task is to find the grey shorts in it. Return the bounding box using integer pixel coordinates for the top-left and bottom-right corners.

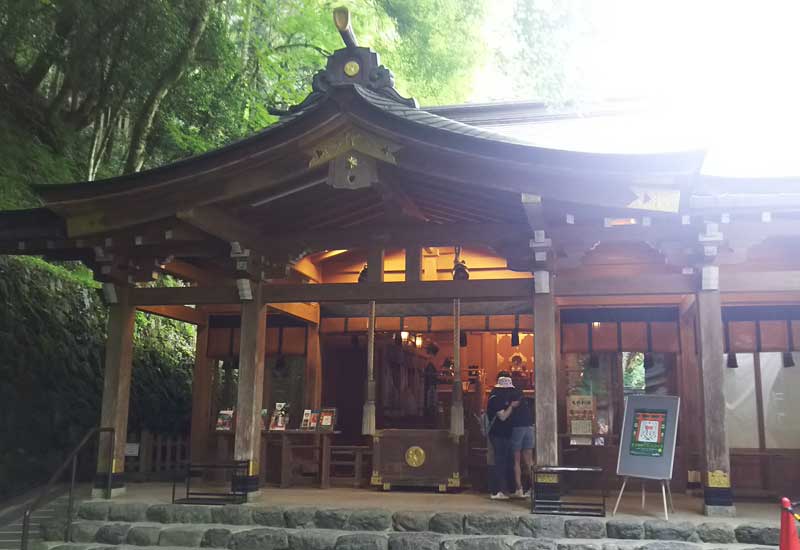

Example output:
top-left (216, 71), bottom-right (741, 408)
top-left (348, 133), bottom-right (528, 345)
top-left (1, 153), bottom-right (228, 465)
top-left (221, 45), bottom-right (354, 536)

top-left (511, 426), bottom-right (535, 451)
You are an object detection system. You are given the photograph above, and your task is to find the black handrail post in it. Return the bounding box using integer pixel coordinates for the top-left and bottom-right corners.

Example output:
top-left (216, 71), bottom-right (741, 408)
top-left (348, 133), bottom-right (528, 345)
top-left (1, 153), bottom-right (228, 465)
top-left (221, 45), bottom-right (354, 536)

top-left (20, 427), bottom-right (115, 550)
top-left (106, 428), bottom-right (116, 499)
top-left (20, 509), bottom-right (31, 550)
top-left (185, 462), bottom-right (191, 501)
top-left (64, 455), bottom-right (78, 542)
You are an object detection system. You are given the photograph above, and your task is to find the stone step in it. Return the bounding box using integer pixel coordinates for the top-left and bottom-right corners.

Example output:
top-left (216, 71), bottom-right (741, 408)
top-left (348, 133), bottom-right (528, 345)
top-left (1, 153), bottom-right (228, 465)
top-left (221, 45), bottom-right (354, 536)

top-left (70, 501), bottom-right (782, 547)
top-left (38, 519), bottom-right (785, 550)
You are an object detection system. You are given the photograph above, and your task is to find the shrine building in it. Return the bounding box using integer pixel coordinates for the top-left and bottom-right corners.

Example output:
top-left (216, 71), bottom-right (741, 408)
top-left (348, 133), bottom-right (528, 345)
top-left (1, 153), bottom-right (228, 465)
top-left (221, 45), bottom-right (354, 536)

top-left (2, 8), bottom-right (800, 517)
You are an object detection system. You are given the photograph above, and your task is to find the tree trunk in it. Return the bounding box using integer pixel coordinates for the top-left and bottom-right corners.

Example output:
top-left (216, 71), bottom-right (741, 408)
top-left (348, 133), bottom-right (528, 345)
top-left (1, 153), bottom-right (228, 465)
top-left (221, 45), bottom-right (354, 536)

top-left (123, 1), bottom-right (213, 174)
top-left (23, 0), bottom-right (78, 92)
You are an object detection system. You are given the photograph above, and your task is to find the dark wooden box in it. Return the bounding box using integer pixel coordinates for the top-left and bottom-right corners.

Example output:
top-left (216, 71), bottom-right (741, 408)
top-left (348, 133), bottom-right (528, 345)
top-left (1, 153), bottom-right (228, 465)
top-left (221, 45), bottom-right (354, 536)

top-left (371, 429), bottom-right (461, 492)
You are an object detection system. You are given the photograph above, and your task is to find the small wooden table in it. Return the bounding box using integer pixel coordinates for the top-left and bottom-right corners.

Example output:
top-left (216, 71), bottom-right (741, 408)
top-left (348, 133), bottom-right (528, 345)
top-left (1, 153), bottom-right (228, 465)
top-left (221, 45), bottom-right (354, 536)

top-left (267, 430), bottom-right (340, 489)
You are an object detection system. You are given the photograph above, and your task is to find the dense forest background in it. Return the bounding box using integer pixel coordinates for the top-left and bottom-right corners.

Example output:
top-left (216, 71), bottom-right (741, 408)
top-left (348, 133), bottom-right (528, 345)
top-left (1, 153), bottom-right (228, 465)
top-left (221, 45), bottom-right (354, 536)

top-left (0, 0), bottom-right (579, 499)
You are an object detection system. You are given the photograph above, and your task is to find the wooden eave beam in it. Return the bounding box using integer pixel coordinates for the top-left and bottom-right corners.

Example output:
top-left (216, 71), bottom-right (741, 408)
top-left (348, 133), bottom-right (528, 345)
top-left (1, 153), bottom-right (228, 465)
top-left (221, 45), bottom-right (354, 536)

top-left (177, 205), bottom-right (272, 261)
top-left (269, 302), bottom-right (320, 325)
top-left (555, 273), bottom-right (696, 296)
top-left (720, 270), bottom-right (800, 294)
top-left (131, 285), bottom-right (240, 306)
top-left (374, 165), bottom-right (428, 222)
top-left (264, 222), bottom-right (532, 254)
top-left (162, 260), bottom-right (222, 286)
top-left (129, 270), bottom-right (774, 306)
top-left (129, 279), bottom-right (534, 305)
top-left (137, 305), bottom-right (207, 326)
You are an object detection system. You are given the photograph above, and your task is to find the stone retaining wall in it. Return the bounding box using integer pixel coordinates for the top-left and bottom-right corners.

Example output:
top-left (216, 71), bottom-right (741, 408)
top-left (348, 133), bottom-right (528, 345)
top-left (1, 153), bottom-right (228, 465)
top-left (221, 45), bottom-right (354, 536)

top-left (43, 501), bottom-right (779, 549)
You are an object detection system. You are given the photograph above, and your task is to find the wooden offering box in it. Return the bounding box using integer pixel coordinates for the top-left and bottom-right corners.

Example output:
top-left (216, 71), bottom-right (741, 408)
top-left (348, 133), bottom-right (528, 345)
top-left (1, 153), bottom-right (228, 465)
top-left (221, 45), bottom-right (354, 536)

top-left (371, 429), bottom-right (462, 492)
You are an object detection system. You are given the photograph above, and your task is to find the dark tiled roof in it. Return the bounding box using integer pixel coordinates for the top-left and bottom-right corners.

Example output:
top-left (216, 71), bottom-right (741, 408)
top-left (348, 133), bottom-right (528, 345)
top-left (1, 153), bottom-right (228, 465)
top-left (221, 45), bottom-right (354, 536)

top-left (352, 85), bottom-right (534, 146)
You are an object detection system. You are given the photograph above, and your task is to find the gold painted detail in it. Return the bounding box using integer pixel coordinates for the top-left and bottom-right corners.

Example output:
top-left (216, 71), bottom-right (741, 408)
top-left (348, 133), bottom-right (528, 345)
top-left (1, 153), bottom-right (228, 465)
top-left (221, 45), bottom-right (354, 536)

top-left (382, 482), bottom-right (391, 491)
top-left (626, 186), bottom-right (681, 213)
top-left (344, 60), bottom-right (360, 77)
top-left (437, 484), bottom-right (447, 493)
top-left (707, 470), bottom-right (731, 488)
top-left (307, 130), bottom-right (400, 168)
top-left (405, 446), bottom-right (426, 468)
top-left (447, 472), bottom-right (461, 488)
top-left (535, 473), bottom-right (559, 484)
top-left (67, 212), bottom-right (107, 238)
top-left (333, 7), bottom-right (351, 32)
top-left (371, 470), bottom-right (382, 486)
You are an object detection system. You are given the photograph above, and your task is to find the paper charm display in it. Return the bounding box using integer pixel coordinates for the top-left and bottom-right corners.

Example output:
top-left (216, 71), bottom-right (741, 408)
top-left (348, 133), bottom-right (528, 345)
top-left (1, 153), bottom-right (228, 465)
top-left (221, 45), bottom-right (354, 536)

top-left (630, 409), bottom-right (667, 457)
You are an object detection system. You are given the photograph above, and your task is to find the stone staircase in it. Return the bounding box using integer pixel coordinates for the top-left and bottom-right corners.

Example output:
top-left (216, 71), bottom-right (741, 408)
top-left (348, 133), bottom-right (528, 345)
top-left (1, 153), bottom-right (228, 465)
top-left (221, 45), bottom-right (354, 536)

top-left (35, 500), bottom-right (782, 550)
top-left (0, 495), bottom-right (70, 550)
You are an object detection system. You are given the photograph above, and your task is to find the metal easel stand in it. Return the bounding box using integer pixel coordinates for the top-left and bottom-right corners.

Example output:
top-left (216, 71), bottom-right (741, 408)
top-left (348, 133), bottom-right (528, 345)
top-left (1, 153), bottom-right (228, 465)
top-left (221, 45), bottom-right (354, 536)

top-left (612, 477), bottom-right (675, 520)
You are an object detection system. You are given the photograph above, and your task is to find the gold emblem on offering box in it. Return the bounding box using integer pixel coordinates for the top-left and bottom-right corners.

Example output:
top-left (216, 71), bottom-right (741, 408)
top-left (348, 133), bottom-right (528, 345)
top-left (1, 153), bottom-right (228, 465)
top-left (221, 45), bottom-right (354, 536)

top-left (405, 445), bottom-right (426, 467)
top-left (344, 60), bottom-right (360, 76)
top-left (535, 473), bottom-right (559, 484)
top-left (707, 470), bottom-right (731, 488)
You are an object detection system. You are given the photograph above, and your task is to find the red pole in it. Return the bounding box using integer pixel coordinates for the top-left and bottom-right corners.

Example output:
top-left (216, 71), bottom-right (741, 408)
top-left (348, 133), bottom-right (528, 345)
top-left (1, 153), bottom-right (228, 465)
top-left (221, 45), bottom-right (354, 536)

top-left (780, 497), bottom-right (800, 550)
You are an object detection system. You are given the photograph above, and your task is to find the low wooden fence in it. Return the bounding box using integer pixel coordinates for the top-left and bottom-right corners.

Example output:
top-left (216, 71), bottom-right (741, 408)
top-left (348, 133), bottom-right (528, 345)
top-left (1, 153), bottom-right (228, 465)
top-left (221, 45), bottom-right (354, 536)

top-left (125, 431), bottom-right (189, 481)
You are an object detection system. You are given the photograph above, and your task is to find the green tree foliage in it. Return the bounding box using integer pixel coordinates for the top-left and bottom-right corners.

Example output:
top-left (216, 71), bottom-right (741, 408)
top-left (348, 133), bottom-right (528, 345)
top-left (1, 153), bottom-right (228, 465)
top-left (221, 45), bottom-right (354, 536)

top-left (0, 0), bottom-right (487, 179)
top-left (0, 256), bottom-right (196, 499)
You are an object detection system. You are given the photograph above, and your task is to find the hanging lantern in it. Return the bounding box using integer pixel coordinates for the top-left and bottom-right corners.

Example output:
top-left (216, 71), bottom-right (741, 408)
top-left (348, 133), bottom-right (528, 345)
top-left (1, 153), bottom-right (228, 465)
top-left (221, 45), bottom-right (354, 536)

top-left (726, 353), bottom-right (739, 369)
top-left (452, 259), bottom-right (469, 280)
top-left (358, 264), bottom-right (369, 283)
top-left (783, 352), bottom-right (796, 368)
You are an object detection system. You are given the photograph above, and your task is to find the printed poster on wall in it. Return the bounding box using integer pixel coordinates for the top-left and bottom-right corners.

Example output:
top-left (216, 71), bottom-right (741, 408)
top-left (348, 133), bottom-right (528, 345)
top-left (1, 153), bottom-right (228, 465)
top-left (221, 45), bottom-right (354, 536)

top-left (629, 409), bottom-right (667, 457)
top-left (567, 395), bottom-right (595, 446)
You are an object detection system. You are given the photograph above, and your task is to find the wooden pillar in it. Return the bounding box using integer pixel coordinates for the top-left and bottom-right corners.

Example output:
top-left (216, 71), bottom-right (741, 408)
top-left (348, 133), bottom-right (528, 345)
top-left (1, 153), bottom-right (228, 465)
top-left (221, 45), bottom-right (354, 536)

top-left (450, 298), bottom-right (464, 438)
top-left (405, 247), bottom-right (422, 282)
top-left (679, 297), bottom-right (703, 495)
top-left (533, 271), bottom-right (558, 467)
top-left (368, 247), bottom-right (384, 283)
top-left (233, 282), bottom-right (267, 498)
top-left (94, 285), bottom-right (136, 497)
top-left (304, 322), bottom-right (323, 409)
top-left (190, 309), bottom-right (212, 463)
top-left (697, 281), bottom-right (736, 516)
top-left (362, 300), bottom-right (377, 435)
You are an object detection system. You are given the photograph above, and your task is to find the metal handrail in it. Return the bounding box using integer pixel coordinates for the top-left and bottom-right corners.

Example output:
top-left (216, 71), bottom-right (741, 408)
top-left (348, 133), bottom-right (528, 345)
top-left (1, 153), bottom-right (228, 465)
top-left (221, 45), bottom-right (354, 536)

top-left (172, 461), bottom-right (250, 505)
top-left (20, 426), bottom-right (115, 550)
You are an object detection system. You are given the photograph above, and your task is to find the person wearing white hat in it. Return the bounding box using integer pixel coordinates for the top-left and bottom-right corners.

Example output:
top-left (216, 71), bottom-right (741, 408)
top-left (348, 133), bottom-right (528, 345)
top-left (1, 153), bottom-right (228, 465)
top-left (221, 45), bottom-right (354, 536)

top-left (486, 371), bottom-right (519, 500)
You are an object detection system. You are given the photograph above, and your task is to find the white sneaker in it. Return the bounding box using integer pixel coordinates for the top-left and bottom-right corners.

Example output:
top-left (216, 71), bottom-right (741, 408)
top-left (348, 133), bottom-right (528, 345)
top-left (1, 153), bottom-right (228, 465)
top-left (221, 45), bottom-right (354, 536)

top-left (512, 489), bottom-right (526, 499)
top-left (490, 492), bottom-right (510, 500)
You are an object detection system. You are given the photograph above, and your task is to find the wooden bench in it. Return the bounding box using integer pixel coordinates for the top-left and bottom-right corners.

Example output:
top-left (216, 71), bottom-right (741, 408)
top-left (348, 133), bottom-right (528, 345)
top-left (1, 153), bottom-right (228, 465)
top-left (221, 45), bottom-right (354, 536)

top-left (330, 445), bottom-right (372, 487)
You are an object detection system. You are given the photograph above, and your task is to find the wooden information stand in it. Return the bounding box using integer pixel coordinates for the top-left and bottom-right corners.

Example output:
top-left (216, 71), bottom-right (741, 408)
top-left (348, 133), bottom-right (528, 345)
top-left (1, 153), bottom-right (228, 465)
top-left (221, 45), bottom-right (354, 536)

top-left (371, 429), bottom-right (462, 492)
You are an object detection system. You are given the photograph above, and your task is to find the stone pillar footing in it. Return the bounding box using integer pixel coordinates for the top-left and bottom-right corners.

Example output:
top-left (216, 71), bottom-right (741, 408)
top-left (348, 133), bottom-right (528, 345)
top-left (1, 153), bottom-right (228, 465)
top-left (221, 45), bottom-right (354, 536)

top-left (90, 486), bottom-right (126, 499)
top-left (244, 489), bottom-right (263, 502)
top-left (704, 504), bottom-right (737, 517)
